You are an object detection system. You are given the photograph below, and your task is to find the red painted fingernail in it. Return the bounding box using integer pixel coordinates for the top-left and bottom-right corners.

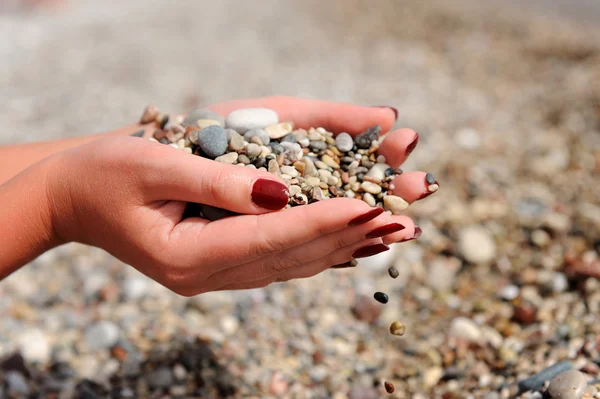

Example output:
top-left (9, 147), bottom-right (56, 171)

top-left (366, 223), bottom-right (406, 239)
top-left (373, 106), bottom-right (398, 121)
top-left (348, 208), bottom-right (385, 227)
top-left (352, 243), bottom-right (390, 259)
top-left (251, 179), bottom-right (289, 210)
top-left (331, 259), bottom-right (358, 269)
top-left (405, 133), bottom-right (419, 157)
top-left (399, 226), bottom-right (422, 242)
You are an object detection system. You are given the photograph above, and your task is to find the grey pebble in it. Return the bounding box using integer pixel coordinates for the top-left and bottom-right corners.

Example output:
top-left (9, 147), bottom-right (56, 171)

top-left (130, 129), bottom-right (145, 138)
top-left (6, 371), bottom-right (29, 396)
top-left (426, 172), bottom-right (436, 184)
top-left (228, 133), bottom-right (246, 151)
top-left (183, 108), bottom-right (224, 126)
top-left (246, 143), bottom-right (262, 157)
top-left (548, 370), bottom-right (588, 399)
top-left (280, 133), bottom-right (296, 143)
top-left (197, 125), bottom-right (228, 158)
top-left (225, 108), bottom-right (279, 133)
top-left (244, 128), bottom-right (270, 145)
top-left (354, 125), bottom-right (381, 149)
top-left (335, 132), bottom-right (354, 152)
top-left (237, 154), bottom-right (251, 165)
top-left (269, 142), bottom-right (285, 155)
top-left (518, 361), bottom-right (573, 393)
top-left (309, 140), bottom-right (328, 151)
top-left (84, 321), bottom-right (120, 350)
top-left (145, 367), bottom-right (174, 389)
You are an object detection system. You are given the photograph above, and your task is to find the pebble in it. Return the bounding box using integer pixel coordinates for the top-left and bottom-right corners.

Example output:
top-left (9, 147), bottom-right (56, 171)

top-left (518, 361), bottom-right (574, 393)
top-left (361, 181), bottom-right (382, 195)
top-left (183, 108), bottom-right (224, 126)
top-left (123, 277), bottom-right (149, 301)
top-left (384, 381), bottom-right (395, 394)
top-left (388, 266), bottom-right (399, 279)
top-left (84, 321), bottom-right (120, 350)
top-left (498, 284), bottom-right (520, 301)
top-left (366, 163), bottom-right (390, 182)
top-left (265, 122), bottom-right (293, 139)
top-left (140, 105), bottom-right (159, 124)
top-left (18, 329), bottom-right (51, 364)
top-left (335, 132), bottom-right (354, 152)
top-left (457, 226), bottom-right (497, 264)
top-left (196, 119), bottom-right (222, 129)
top-left (354, 125), bottom-right (381, 149)
top-left (215, 152), bottom-right (238, 164)
top-left (374, 292), bottom-right (389, 304)
top-left (225, 108), bottom-right (279, 133)
top-left (244, 128), bottom-right (271, 145)
top-left (389, 321), bottom-right (406, 336)
top-left (245, 143), bottom-right (262, 157)
top-left (6, 371), bottom-right (29, 396)
top-left (196, 125), bottom-right (228, 158)
top-left (383, 195), bottom-right (409, 215)
top-left (145, 367), bottom-right (174, 389)
top-left (548, 370), bottom-right (588, 399)
top-left (448, 317), bottom-right (482, 343)
top-left (425, 172), bottom-right (436, 185)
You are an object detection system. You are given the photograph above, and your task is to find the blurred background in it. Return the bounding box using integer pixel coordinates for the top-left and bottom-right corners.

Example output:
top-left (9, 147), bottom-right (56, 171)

top-left (0, 0), bottom-right (599, 398)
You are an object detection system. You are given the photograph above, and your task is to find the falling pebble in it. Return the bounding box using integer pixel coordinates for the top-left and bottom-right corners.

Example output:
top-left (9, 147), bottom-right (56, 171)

top-left (390, 321), bottom-right (406, 336)
top-left (388, 266), bottom-right (399, 279)
top-left (384, 381), bottom-right (395, 393)
top-left (374, 292), bottom-right (389, 304)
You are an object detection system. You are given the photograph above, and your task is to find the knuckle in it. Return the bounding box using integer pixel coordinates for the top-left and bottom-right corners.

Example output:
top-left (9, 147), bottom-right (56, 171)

top-left (269, 251), bottom-right (304, 273)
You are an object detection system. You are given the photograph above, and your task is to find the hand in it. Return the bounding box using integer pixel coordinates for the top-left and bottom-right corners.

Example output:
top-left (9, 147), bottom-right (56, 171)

top-left (47, 97), bottom-right (438, 296)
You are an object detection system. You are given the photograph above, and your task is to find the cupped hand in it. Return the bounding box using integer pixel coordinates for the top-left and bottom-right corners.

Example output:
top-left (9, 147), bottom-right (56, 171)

top-left (48, 97), bottom-right (438, 296)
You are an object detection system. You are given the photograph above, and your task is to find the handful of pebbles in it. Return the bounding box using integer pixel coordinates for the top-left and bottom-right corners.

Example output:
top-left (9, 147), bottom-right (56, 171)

top-left (139, 105), bottom-right (414, 394)
top-left (138, 105), bottom-right (426, 217)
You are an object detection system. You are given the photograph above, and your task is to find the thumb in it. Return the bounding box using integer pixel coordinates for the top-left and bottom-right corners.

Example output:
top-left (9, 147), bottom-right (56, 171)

top-left (145, 145), bottom-right (290, 214)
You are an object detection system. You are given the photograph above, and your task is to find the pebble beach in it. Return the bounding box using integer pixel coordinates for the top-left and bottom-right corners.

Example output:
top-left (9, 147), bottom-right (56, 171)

top-left (1, 0), bottom-right (599, 398)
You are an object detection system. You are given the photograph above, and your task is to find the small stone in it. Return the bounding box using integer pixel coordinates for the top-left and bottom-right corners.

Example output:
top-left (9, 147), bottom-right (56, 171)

top-left (225, 108), bottom-right (279, 133)
top-left (145, 367), bottom-right (173, 389)
top-left (84, 321), bottom-right (120, 350)
top-left (183, 108), bottom-right (224, 126)
top-left (173, 364), bottom-right (187, 381)
top-left (448, 317), bottom-right (482, 343)
top-left (18, 329), bottom-right (51, 364)
top-left (281, 133), bottom-right (296, 143)
top-left (360, 181), bottom-right (382, 195)
top-left (355, 125), bottom-right (381, 149)
top-left (280, 166), bottom-right (299, 177)
top-left (383, 195), bottom-right (409, 215)
top-left (457, 226), bottom-right (497, 264)
top-left (335, 133), bottom-right (354, 152)
top-left (384, 381), bottom-right (395, 394)
top-left (321, 154), bottom-right (340, 169)
top-left (423, 367), bottom-right (444, 389)
top-left (548, 370), bottom-right (587, 399)
top-left (388, 266), bottom-right (399, 279)
top-left (227, 134), bottom-right (245, 152)
top-left (425, 173), bottom-right (436, 185)
top-left (123, 277), bottom-right (149, 301)
top-left (6, 372), bottom-right (29, 396)
top-left (498, 284), bottom-right (520, 301)
top-left (265, 122), bottom-right (293, 139)
top-left (389, 321), bottom-right (406, 336)
top-left (244, 128), bottom-right (271, 146)
top-left (352, 295), bottom-right (382, 324)
top-left (196, 119), bottom-right (222, 129)
top-left (366, 163), bottom-right (390, 182)
top-left (246, 143), bottom-right (262, 157)
top-left (140, 105), bottom-right (159, 124)
top-left (374, 292), bottom-right (389, 304)
top-left (362, 192), bottom-right (376, 206)
top-left (518, 361), bottom-right (573, 393)
top-left (215, 152), bottom-right (238, 164)
top-left (195, 125), bottom-right (228, 158)
top-left (237, 154), bottom-right (251, 165)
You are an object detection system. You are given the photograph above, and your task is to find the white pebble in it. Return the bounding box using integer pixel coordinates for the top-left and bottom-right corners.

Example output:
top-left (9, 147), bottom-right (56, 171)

top-left (225, 108), bottom-right (279, 133)
top-left (383, 195), bottom-right (408, 215)
top-left (548, 370), bottom-right (588, 399)
top-left (448, 317), bottom-right (483, 343)
top-left (215, 152), bottom-right (238, 164)
top-left (265, 122), bottom-right (293, 139)
top-left (360, 181), bottom-right (382, 195)
top-left (457, 226), bottom-right (497, 264)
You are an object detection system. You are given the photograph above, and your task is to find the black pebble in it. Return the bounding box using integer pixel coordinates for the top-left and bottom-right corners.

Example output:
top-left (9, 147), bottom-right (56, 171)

top-left (374, 292), bottom-right (389, 304)
top-left (158, 137), bottom-right (169, 145)
top-left (254, 157), bottom-right (267, 168)
top-left (130, 130), bottom-right (145, 138)
top-left (159, 115), bottom-right (169, 129)
top-left (269, 143), bottom-right (285, 155)
top-left (354, 125), bottom-right (381, 149)
top-left (425, 173), bottom-right (436, 185)
top-left (385, 168), bottom-right (396, 177)
top-left (388, 266), bottom-right (399, 279)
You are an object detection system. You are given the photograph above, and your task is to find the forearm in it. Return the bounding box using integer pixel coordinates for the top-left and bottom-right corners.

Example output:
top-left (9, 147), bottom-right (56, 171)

top-left (0, 123), bottom-right (151, 185)
top-left (0, 155), bottom-right (62, 279)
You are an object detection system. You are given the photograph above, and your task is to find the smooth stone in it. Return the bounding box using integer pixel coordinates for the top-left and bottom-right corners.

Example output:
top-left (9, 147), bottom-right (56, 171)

top-left (548, 370), bottom-right (587, 399)
top-left (84, 321), bottom-right (120, 350)
top-left (280, 134), bottom-right (296, 143)
top-left (237, 154), bottom-right (251, 165)
top-left (123, 277), bottom-right (149, 301)
top-left (18, 329), bottom-right (51, 364)
top-left (183, 108), bottom-right (224, 126)
top-left (268, 159), bottom-right (281, 174)
top-left (215, 152), bottom-right (238, 164)
top-left (362, 192), bottom-right (376, 206)
top-left (309, 141), bottom-right (328, 151)
top-left (228, 133), bottom-right (246, 151)
top-left (225, 108), bottom-right (279, 133)
top-left (366, 163), bottom-right (391, 182)
top-left (303, 157), bottom-right (318, 177)
top-left (196, 119), bottom-right (222, 129)
top-left (321, 155), bottom-right (340, 169)
top-left (360, 181), bottom-right (382, 195)
top-left (305, 176), bottom-right (321, 186)
top-left (448, 317), bottom-right (483, 343)
top-left (457, 226), bottom-right (497, 264)
top-left (196, 125), bottom-right (228, 158)
top-left (335, 132), bottom-right (354, 152)
top-left (145, 367), bottom-right (174, 389)
top-left (269, 142), bottom-right (285, 154)
top-left (518, 361), bottom-right (573, 393)
top-left (280, 166), bottom-right (299, 177)
top-left (6, 371), bottom-right (29, 395)
top-left (265, 122), bottom-right (293, 139)
top-left (246, 143), bottom-right (262, 157)
top-left (280, 142), bottom-right (301, 153)
top-left (354, 125), bottom-right (381, 149)
top-left (425, 172), bottom-right (436, 185)
top-left (244, 128), bottom-right (271, 146)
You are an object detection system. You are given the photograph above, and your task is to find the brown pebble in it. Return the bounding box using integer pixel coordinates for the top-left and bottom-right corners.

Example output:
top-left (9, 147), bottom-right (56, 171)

top-left (351, 295), bottom-right (382, 324)
top-left (388, 266), bottom-right (399, 279)
top-left (390, 321), bottom-right (406, 336)
top-left (384, 381), bottom-right (395, 393)
top-left (512, 302), bottom-right (537, 325)
top-left (140, 105), bottom-right (159, 124)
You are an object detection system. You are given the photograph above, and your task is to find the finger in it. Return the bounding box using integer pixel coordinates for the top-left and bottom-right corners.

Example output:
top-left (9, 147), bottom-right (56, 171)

top-left (169, 198), bottom-right (384, 274)
top-left (202, 214), bottom-right (412, 288)
top-left (138, 141), bottom-right (289, 213)
top-left (215, 238), bottom-right (384, 291)
top-left (377, 128), bottom-right (420, 168)
top-left (390, 171), bottom-right (440, 203)
top-left (207, 96), bottom-right (397, 135)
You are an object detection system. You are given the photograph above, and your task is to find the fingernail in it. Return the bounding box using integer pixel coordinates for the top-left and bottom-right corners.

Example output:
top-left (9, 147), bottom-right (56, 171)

top-left (130, 129), bottom-right (145, 137)
top-left (352, 243), bottom-right (390, 259)
top-left (348, 208), bottom-right (385, 227)
top-left (417, 173), bottom-right (440, 200)
top-left (399, 226), bottom-right (422, 242)
top-left (366, 223), bottom-right (406, 239)
top-left (373, 106), bottom-right (398, 121)
top-left (405, 132), bottom-right (419, 157)
top-left (251, 179), bottom-right (290, 210)
top-left (331, 259), bottom-right (358, 269)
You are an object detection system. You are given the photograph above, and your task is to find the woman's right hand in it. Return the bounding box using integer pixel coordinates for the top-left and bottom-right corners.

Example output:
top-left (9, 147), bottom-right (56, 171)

top-left (46, 97), bottom-right (436, 296)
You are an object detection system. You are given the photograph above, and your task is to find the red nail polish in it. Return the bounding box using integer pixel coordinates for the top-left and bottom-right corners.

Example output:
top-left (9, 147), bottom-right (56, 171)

top-left (417, 180), bottom-right (439, 200)
top-left (352, 243), bottom-right (390, 259)
top-left (399, 226), bottom-right (422, 242)
top-left (348, 208), bottom-right (385, 227)
top-left (373, 106), bottom-right (398, 121)
top-left (366, 223), bottom-right (406, 239)
top-left (405, 133), bottom-right (419, 156)
top-left (251, 179), bottom-right (289, 210)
